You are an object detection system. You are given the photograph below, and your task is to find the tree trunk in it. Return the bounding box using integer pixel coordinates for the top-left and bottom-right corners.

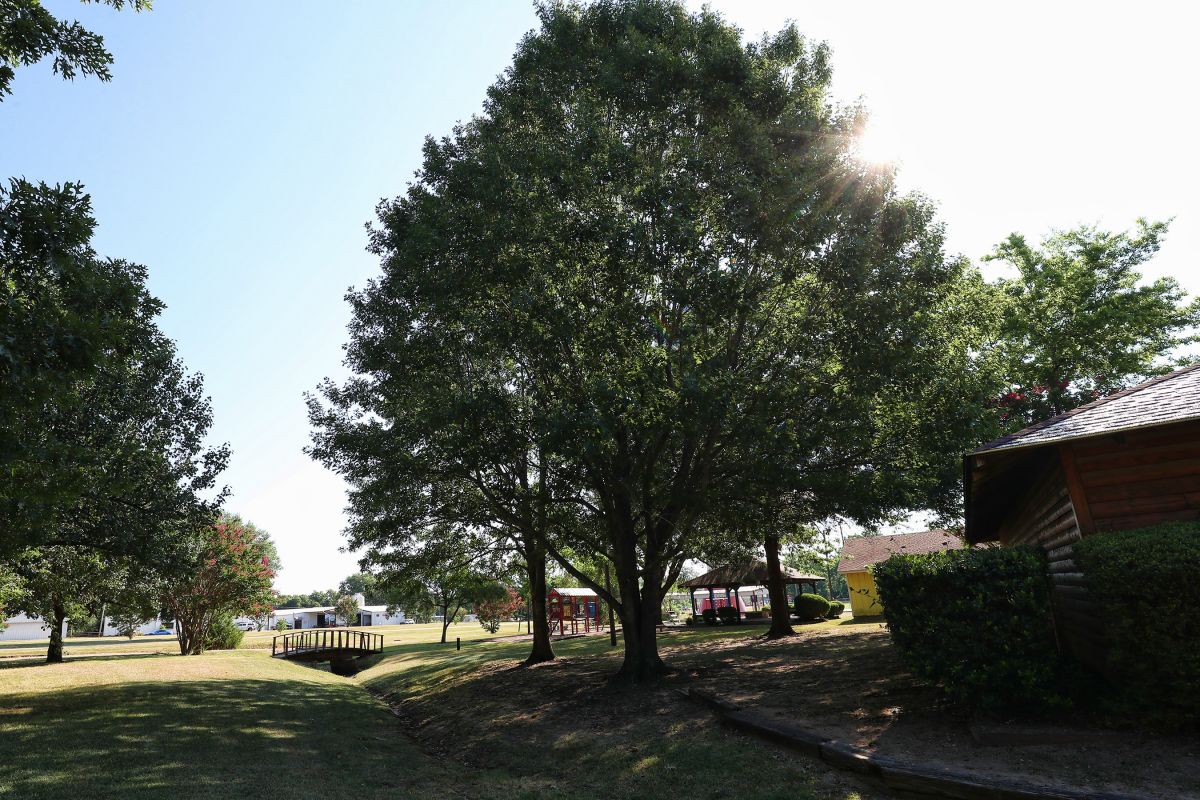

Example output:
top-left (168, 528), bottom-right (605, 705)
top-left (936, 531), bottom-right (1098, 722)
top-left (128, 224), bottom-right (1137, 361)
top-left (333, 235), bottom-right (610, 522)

top-left (440, 601), bottom-right (450, 644)
top-left (522, 541), bottom-right (554, 665)
top-left (765, 534), bottom-right (795, 639)
top-left (612, 570), bottom-right (668, 683)
top-left (46, 600), bottom-right (67, 663)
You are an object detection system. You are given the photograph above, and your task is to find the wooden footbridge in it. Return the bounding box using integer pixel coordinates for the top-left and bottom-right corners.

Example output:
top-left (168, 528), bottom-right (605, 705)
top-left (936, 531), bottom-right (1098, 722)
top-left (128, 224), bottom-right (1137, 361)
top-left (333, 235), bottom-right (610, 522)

top-left (272, 629), bottom-right (384, 675)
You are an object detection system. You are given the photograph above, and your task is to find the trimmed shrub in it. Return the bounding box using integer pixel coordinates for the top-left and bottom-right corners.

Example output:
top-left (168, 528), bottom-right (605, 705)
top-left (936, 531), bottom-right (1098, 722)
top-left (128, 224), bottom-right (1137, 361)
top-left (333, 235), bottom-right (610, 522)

top-left (685, 615), bottom-right (696, 626)
top-left (716, 605), bottom-right (740, 624)
top-left (873, 546), bottom-right (1061, 712)
top-left (1074, 522), bottom-right (1200, 729)
top-left (743, 610), bottom-right (765, 620)
top-left (793, 593), bottom-right (830, 620)
top-left (700, 607), bottom-right (717, 625)
top-left (204, 614), bottom-right (244, 651)
top-left (826, 600), bottom-right (845, 619)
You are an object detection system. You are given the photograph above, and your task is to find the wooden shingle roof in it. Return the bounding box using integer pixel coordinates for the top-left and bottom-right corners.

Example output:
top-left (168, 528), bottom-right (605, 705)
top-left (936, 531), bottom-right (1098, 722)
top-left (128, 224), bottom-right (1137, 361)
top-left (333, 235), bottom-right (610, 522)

top-left (972, 365), bottom-right (1200, 455)
top-left (837, 530), bottom-right (961, 574)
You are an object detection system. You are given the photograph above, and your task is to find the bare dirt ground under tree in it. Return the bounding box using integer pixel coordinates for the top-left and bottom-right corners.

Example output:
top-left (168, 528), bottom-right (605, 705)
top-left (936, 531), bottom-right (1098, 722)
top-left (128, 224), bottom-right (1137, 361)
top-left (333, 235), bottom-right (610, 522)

top-left (362, 620), bottom-right (1200, 799)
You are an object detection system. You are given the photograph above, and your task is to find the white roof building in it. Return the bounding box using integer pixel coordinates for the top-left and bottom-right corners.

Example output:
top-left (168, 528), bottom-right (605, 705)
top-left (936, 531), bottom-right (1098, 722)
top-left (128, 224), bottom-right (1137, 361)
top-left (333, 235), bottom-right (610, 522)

top-left (0, 613), bottom-right (70, 643)
top-left (268, 594), bottom-right (407, 629)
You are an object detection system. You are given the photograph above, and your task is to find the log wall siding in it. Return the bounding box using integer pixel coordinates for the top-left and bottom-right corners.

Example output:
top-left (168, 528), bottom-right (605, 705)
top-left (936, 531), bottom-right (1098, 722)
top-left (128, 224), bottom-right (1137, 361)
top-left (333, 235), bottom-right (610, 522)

top-left (985, 419), bottom-right (1200, 672)
top-left (994, 461), bottom-right (1107, 668)
top-left (1070, 420), bottom-right (1200, 534)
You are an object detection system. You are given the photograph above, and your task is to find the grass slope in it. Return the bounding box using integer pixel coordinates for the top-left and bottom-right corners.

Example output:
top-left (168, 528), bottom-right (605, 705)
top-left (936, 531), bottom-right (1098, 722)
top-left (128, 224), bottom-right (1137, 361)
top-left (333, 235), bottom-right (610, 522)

top-left (0, 621), bottom-right (873, 800)
top-left (0, 649), bottom-right (528, 799)
top-left (360, 623), bottom-right (875, 800)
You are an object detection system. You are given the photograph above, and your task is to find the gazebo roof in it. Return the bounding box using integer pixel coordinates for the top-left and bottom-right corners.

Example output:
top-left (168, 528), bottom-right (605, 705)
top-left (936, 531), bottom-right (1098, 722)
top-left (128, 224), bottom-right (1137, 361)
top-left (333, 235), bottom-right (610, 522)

top-left (681, 560), bottom-right (824, 589)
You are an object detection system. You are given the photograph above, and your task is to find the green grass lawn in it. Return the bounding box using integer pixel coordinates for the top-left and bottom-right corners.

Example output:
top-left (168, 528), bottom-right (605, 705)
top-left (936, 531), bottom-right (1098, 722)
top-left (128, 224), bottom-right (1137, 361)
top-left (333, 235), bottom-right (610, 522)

top-left (0, 648), bottom-right (542, 799)
top-left (0, 621), bottom-right (874, 800)
top-left (0, 620), bottom-right (520, 661)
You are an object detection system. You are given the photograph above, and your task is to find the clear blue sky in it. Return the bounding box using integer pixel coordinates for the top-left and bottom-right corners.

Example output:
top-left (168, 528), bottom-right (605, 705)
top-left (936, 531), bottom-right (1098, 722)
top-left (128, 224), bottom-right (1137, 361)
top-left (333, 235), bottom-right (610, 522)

top-left (3, 1), bottom-right (1197, 592)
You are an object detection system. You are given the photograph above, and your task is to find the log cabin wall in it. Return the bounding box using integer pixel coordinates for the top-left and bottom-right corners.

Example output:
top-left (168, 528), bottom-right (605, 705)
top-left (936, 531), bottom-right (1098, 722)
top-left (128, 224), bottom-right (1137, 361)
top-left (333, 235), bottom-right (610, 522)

top-left (992, 459), bottom-right (1105, 666)
top-left (1066, 419), bottom-right (1200, 534)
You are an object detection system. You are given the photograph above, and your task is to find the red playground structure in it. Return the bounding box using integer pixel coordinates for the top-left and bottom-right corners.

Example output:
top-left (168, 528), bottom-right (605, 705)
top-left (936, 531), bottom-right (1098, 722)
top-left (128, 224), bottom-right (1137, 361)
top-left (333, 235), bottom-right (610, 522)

top-left (547, 587), bottom-right (608, 637)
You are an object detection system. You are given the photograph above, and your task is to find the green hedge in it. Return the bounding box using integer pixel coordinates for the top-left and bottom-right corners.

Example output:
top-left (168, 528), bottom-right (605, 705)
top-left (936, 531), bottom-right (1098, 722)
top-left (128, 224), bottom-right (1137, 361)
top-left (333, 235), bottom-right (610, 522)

top-left (826, 600), bottom-right (845, 619)
top-left (793, 593), bottom-right (830, 620)
top-left (874, 546), bottom-right (1062, 712)
top-left (1074, 522), bottom-right (1200, 728)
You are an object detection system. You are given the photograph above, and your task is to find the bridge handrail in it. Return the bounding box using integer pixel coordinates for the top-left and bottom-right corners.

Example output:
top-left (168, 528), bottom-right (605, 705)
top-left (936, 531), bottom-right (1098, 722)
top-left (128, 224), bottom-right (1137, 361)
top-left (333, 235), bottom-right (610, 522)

top-left (271, 628), bottom-right (384, 658)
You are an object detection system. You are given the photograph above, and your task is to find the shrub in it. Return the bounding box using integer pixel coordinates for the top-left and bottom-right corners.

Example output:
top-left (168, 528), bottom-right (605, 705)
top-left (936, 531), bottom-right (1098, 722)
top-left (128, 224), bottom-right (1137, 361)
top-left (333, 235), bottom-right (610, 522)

top-left (716, 605), bottom-right (740, 624)
top-left (873, 546), bottom-right (1061, 712)
top-left (204, 614), bottom-right (245, 651)
top-left (1075, 522), bottom-right (1200, 729)
top-left (700, 608), bottom-right (717, 625)
top-left (685, 615), bottom-right (696, 626)
top-left (793, 593), bottom-right (830, 620)
top-left (275, 619), bottom-right (288, 632)
top-left (743, 609), bottom-right (765, 620)
top-left (826, 600), bottom-right (845, 619)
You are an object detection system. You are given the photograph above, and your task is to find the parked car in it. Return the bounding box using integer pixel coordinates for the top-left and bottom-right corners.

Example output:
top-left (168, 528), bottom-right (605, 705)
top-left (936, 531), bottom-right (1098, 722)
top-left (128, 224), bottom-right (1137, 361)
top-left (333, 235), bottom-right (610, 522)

top-left (146, 629), bottom-right (173, 636)
top-left (235, 620), bottom-right (257, 631)
top-left (400, 619), bottom-right (416, 624)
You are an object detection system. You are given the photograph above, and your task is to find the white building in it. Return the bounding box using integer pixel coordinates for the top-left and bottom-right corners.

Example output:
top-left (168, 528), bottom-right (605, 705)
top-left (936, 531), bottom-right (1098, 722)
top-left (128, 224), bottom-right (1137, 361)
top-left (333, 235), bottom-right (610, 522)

top-left (99, 616), bottom-right (172, 637)
top-left (268, 594), bottom-right (406, 629)
top-left (0, 613), bottom-right (70, 642)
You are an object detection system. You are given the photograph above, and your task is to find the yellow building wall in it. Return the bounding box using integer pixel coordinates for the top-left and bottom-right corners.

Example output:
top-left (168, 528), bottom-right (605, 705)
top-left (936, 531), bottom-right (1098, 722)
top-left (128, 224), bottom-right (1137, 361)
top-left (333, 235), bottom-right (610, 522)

top-left (845, 571), bottom-right (884, 618)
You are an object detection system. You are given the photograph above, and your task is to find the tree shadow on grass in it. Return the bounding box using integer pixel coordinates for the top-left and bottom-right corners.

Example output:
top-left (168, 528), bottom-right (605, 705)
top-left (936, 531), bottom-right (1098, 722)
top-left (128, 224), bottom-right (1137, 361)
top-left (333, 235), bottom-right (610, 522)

top-left (0, 651), bottom-right (170, 670)
top-left (0, 671), bottom-right (485, 800)
top-left (359, 634), bottom-right (881, 800)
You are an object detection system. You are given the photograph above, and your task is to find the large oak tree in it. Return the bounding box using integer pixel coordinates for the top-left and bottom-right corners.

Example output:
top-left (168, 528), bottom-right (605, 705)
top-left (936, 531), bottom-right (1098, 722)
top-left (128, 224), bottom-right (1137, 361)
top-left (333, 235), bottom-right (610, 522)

top-left (313, 0), bottom-right (992, 681)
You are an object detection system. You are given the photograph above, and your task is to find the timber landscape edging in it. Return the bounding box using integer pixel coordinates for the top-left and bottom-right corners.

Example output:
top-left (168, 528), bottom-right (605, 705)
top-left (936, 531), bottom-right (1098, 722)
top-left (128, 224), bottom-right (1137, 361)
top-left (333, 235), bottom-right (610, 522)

top-left (682, 688), bottom-right (1148, 800)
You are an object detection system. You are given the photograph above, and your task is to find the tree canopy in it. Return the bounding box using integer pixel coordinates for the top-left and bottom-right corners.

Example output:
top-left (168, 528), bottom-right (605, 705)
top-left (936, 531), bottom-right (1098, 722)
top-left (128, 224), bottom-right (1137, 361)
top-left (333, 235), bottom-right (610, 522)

top-left (311, 0), bottom-right (994, 680)
top-left (1, 179), bottom-right (228, 562)
top-left (161, 513), bottom-right (277, 656)
top-left (988, 220), bottom-right (1200, 428)
top-left (0, 0), bottom-right (150, 100)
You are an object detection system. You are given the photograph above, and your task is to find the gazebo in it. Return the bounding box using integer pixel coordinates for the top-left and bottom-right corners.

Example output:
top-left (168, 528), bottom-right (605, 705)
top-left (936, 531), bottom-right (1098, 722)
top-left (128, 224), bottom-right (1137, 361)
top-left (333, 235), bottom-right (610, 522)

top-left (681, 560), bottom-right (824, 622)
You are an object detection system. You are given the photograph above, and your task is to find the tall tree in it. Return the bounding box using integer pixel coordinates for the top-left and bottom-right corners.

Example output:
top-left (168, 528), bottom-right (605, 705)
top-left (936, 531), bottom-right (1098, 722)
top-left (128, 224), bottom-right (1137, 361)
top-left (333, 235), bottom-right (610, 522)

top-left (1, 181), bottom-right (228, 560)
top-left (9, 545), bottom-right (128, 662)
top-left (988, 221), bottom-right (1200, 428)
top-left (308, 331), bottom-right (564, 664)
top-left (317, 0), bottom-right (991, 681)
top-left (0, 0), bottom-right (150, 100)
